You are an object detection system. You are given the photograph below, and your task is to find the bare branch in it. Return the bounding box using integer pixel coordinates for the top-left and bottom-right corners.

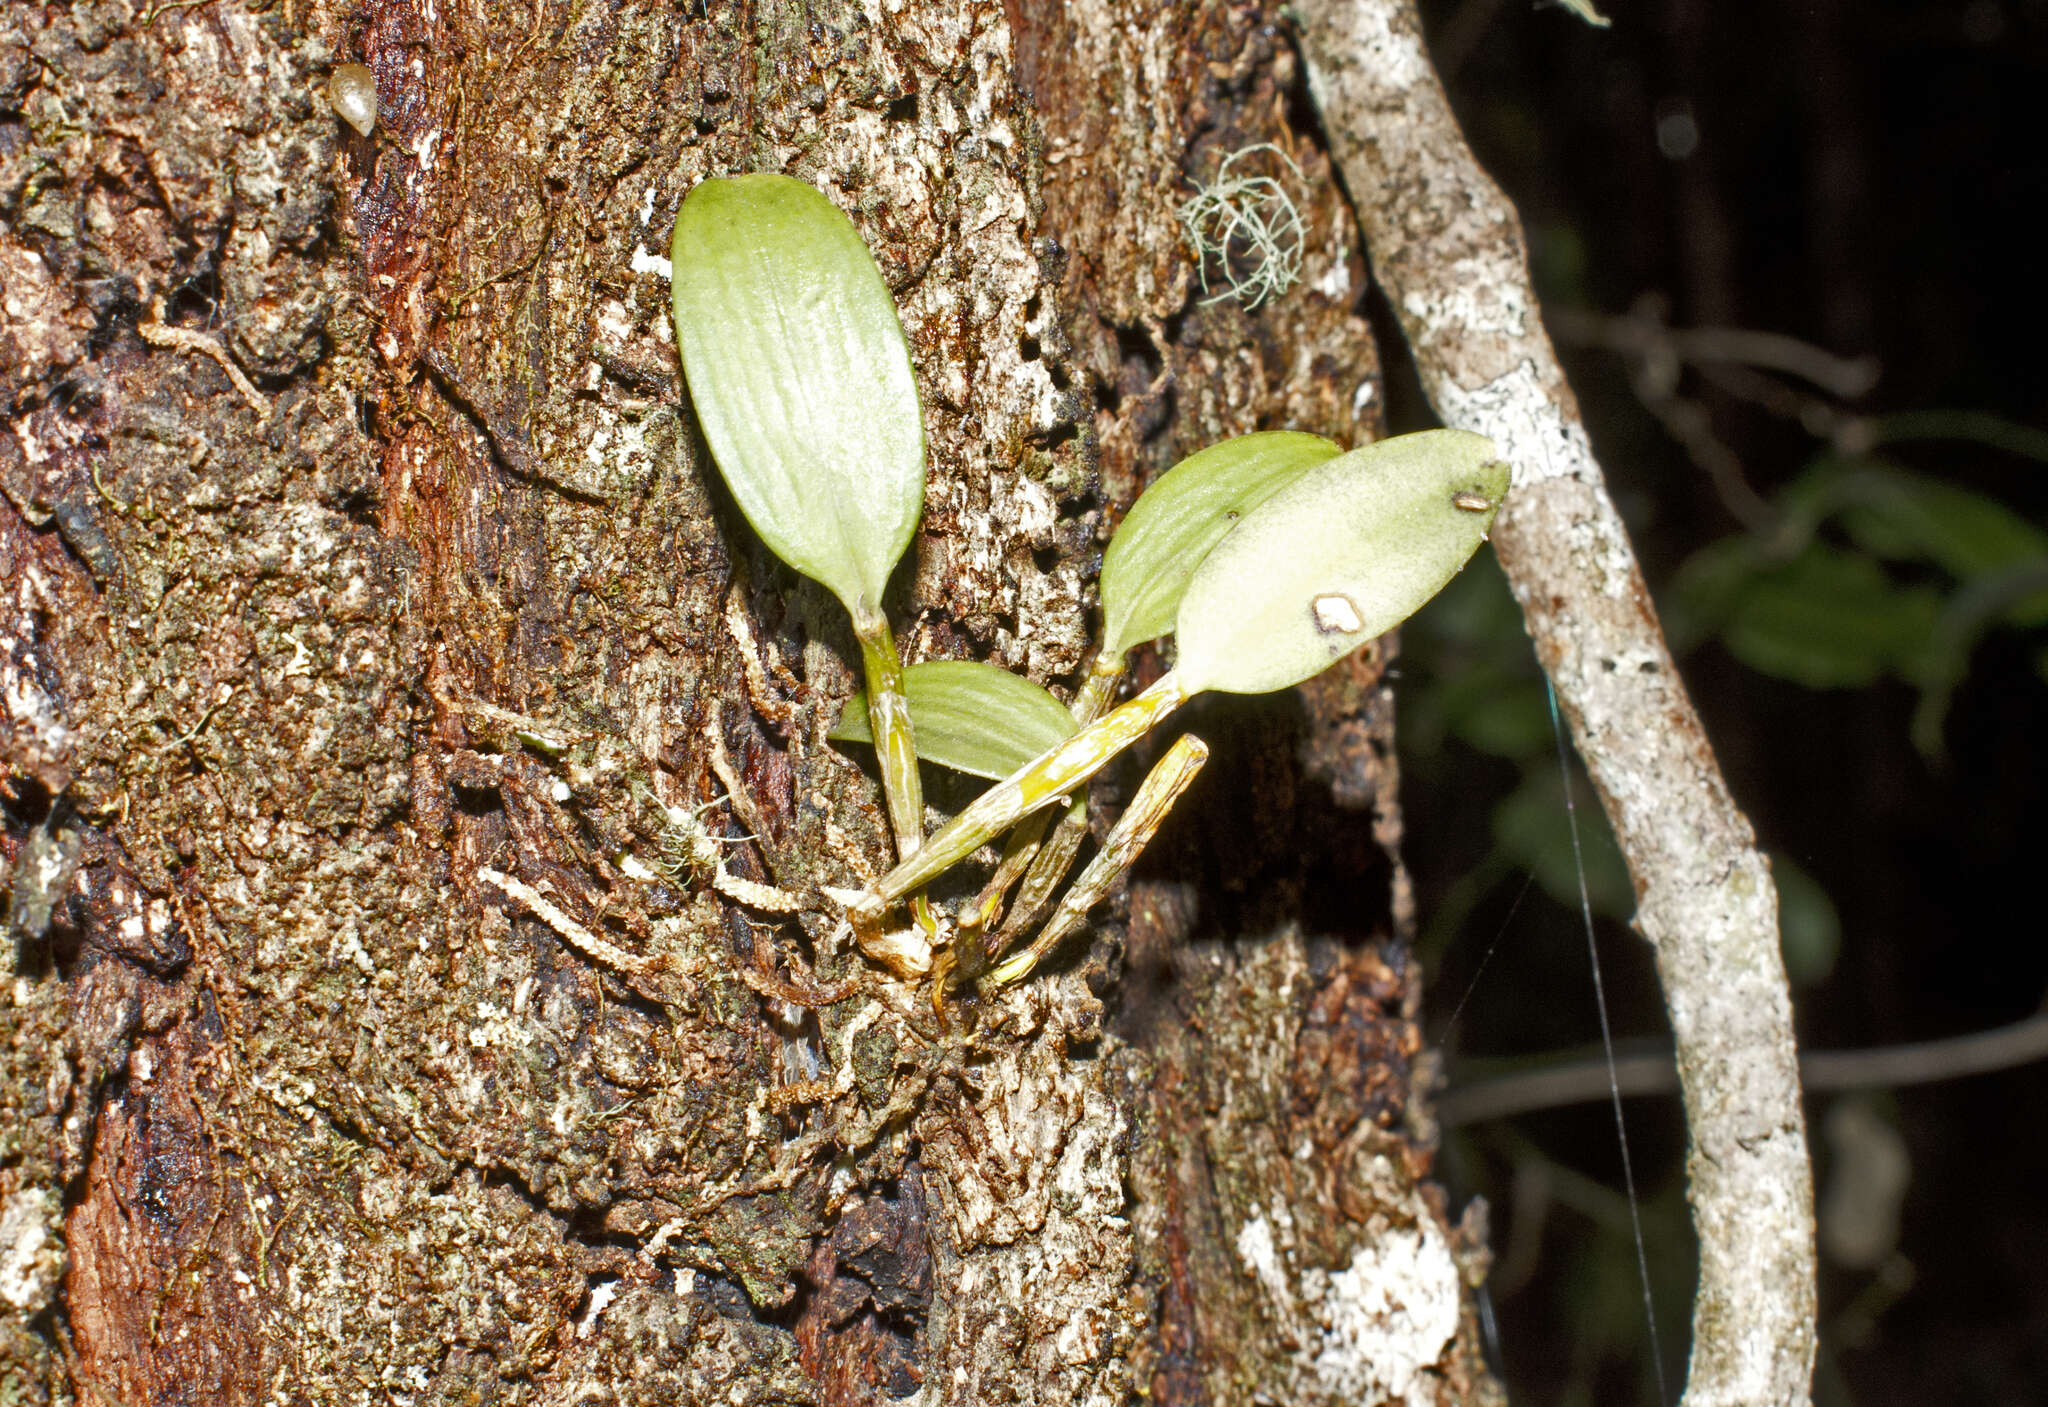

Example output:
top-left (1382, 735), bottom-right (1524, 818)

top-left (1296, 3), bottom-right (1817, 1403)
top-left (1441, 1005), bottom-right (2048, 1126)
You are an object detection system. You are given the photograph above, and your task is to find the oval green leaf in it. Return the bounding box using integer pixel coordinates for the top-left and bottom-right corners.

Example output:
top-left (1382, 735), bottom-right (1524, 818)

top-left (1174, 429), bottom-right (1509, 695)
top-left (670, 173), bottom-right (925, 616)
top-left (832, 660), bottom-right (1079, 781)
top-left (1100, 431), bottom-right (1341, 658)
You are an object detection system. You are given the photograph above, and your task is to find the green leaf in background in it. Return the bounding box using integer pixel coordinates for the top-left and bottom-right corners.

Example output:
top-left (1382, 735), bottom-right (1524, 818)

top-left (1174, 429), bottom-right (1509, 695)
top-left (1661, 537), bottom-right (1758, 656)
top-left (1446, 675), bottom-right (1558, 760)
top-left (1823, 462), bottom-right (2048, 625)
top-left (1411, 547), bottom-right (1528, 648)
top-left (670, 173), bottom-right (925, 616)
top-left (1860, 408), bottom-right (2048, 467)
top-left (832, 660), bottom-right (1077, 781)
top-left (1399, 553), bottom-right (1547, 761)
top-left (1716, 542), bottom-right (1943, 689)
top-left (1668, 453), bottom-right (2048, 757)
top-left (1770, 852), bottom-right (1841, 987)
top-left (1100, 430), bottom-right (1341, 658)
top-left (1491, 767), bottom-right (1633, 920)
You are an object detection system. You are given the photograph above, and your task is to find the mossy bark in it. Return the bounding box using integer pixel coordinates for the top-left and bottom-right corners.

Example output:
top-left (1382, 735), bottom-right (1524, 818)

top-left (1, 1), bottom-right (1496, 1402)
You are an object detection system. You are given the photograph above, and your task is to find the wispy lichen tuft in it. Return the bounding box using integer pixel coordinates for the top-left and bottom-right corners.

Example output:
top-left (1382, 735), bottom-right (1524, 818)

top-left (1178, 144), bottom-right (1307, 312)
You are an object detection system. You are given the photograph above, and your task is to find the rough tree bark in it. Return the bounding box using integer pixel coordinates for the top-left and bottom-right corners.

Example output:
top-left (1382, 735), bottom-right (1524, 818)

top-left (4, 2), bottom-right (1501, 1403)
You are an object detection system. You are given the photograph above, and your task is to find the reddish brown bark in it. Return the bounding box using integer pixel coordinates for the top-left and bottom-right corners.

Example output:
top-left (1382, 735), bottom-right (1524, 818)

top-left (1, 1), bottom-right (1495, 1401)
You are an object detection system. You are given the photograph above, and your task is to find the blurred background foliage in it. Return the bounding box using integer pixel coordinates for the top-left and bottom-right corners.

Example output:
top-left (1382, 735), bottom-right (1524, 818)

top-left (1387, 0), bottom-right (2048, 1402)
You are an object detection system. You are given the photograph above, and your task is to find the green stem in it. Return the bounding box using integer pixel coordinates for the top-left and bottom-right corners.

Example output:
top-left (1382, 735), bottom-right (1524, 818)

top-left (992, 650), bottom-right (1129, 944)
top-left (991, 796), bottom-right (1088, 948)
top-left (944, 818), bottom-right (1050, 992)
top-left (966, 813), bottom-right (1050, 933)
top-left (855, 613), bottom-right (923, 864)
top-left (1068, 650), bottom-right (1128, 726)
top-left (968, 651), bottom-right (1127, 932)
top-left (869, 670), bottom-right (1189, 907)
top-left (989, 732), bottom-right (1209, 985)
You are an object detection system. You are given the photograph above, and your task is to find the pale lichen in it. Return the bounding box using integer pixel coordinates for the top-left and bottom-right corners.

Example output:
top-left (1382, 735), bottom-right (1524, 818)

top-left (1179, 143), bottom-right (1307, 311)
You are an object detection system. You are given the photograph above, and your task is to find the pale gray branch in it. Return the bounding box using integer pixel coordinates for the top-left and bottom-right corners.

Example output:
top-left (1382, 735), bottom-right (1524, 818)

top-left (1441, 1007), bottom-right (2048, 1126)
top-left (1550, 302), bottom-right (1882, 400)
top-left (1296, 3), bottom-right (1818, 1403)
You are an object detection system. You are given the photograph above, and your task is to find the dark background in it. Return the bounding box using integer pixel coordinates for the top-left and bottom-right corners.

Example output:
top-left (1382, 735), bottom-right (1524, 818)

top-left (1385, 1), bottom-right (2048, 1402)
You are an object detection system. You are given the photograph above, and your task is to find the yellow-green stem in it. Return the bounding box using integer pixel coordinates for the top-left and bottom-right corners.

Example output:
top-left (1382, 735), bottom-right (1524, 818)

top-left (869, 670), bottom-right (1189, 907)
top-left (967, 650), bottom-right (1127, 946)
top-left (993, 650), bottom-right (1130, 943)
top-left (989, 732), bottom-right (1209, 985)
top-left (964, 813), bottom-right (1049, 935)
top-left (993, 807), bottom-right (1084, 944)
top-left (943, 820), bottom-right (1049, 992)
top-left (1069, 650), bottom-right (1128, 727)
top-left (855, 614), bottom-right (923, 864)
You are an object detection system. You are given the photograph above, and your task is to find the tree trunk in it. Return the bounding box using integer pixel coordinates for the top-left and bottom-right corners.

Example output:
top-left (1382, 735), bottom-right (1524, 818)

top-left (2, 1), bottom-right (1499, 1402)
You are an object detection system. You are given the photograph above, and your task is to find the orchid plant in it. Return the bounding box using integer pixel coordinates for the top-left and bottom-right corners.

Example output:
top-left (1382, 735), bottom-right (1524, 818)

top-left (670, 172), bottom-right (1507, 993)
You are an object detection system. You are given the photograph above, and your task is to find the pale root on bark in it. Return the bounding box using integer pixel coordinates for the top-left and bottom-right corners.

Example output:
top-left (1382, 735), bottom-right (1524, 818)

top-left (1296, 2), bottom-right (1818, 1403)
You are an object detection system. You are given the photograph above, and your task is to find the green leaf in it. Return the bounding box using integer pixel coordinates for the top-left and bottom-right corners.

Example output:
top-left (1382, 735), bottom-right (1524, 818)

top-left (1401, 555), bottom-right (1550, 760)
top-left (1770, 853), bottom-right (1840, 987)
top-left (1828, 464), bottom-right (2048, 625)
top-left (1173, 429), bottom-right (1509, 695)
top-left (1450, 676), bottom-right (1556, 760)
top-left (1719, 543), bottom-right (1941, 689)
top-left (1491, 769), bottom-right (1632, 920)
top-left (832, 660), bottom-right (1078, 781)
top-left (670, 173), bottom-right (925, 617)
top-left (1664, 537), bottom-right (1761, 655)
top-left (1862, 408), bottom-right (2048, 466)
top-left (1100, 431), bottom-right (1341, 659)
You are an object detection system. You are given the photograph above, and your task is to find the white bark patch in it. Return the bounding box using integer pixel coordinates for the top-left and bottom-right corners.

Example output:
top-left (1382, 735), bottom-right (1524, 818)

top-left (0, 245), bottom-right (89, 376)
top-left (576, 1277), bottom-right (622, 1338)
top-left (1308, 1223), bottom-right (1461, 1404)
top-left (0, 1188), bottom-right (62, 1314)
top-left (1311, 235), bottom-right (1353, 301)
top-left (1304, 0), bottom-right (1430, 101)
top-left (1235, 1212), bottom-right (1296, 1315)
top-left (1433, 362), bottom-right (1637, 601)
top-left (628, 244), bottom-right (671, 279)
top-left (1431, 360), bottom-right (1587, 490)
top-left (1399, 250), bottom-right (1528, 341)
top-left (1, 666), bottom-right (72, 765)
top-left (1237, 1193), bottom-right (1461, 1406)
